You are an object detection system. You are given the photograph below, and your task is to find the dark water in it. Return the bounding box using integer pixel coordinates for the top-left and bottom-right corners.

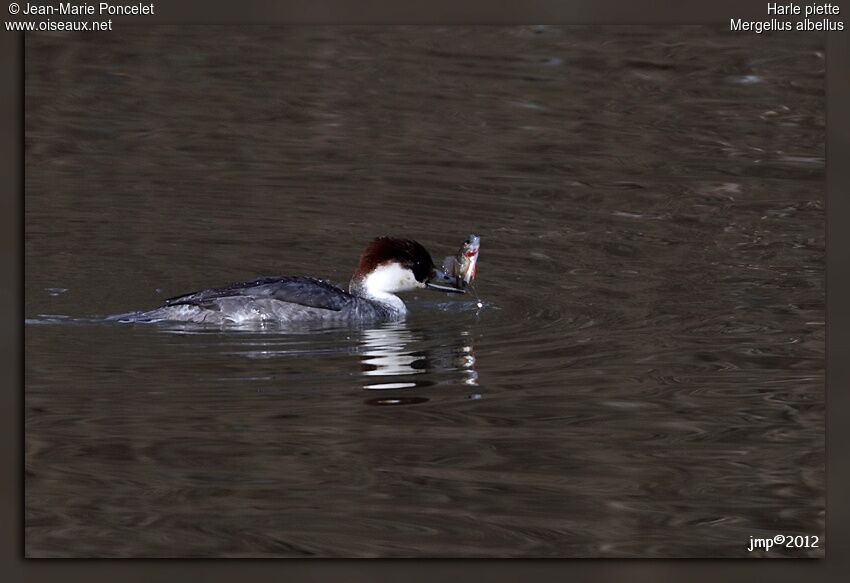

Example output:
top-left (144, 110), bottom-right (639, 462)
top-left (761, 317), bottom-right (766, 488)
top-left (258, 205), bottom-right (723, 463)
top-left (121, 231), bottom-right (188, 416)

top-left (25, 26), bottom-right (824, 557)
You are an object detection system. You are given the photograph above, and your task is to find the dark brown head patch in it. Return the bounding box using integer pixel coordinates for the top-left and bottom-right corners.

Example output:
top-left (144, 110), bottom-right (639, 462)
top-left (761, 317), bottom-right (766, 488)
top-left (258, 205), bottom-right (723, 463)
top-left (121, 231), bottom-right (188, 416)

top-left (352, 237), bottom-right (435, 284)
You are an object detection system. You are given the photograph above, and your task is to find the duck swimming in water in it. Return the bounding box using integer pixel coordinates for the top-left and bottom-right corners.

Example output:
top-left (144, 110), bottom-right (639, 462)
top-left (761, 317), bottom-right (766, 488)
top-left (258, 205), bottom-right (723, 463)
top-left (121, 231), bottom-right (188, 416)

top-left (126, 237), bottom-right (464, 325)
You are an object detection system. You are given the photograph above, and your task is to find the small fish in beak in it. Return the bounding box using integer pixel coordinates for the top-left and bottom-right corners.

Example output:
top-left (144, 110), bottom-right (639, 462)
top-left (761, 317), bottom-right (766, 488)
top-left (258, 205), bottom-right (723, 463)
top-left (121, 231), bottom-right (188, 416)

top-left (441, 234), bottom-right (481, 289)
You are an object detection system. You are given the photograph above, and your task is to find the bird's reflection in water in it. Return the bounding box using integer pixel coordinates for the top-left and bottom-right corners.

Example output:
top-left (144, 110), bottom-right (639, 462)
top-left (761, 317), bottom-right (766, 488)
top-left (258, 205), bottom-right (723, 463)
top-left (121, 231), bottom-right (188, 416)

top-left (359, 322), bottom-right (479, 406)
top-left (359, 325), bottom-right (425, 390)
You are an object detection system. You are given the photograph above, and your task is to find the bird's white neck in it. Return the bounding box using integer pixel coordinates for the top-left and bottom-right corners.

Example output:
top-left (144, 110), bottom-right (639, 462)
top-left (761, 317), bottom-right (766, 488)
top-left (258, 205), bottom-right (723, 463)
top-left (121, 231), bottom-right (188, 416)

top-left (350, 263), bottom-right (419, 315)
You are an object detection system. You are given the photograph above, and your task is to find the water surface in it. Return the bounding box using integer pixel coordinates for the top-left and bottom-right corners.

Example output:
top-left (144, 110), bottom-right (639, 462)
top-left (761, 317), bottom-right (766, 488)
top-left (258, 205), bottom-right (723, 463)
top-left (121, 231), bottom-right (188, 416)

top-left (25, 26), bottom-right (824, 557)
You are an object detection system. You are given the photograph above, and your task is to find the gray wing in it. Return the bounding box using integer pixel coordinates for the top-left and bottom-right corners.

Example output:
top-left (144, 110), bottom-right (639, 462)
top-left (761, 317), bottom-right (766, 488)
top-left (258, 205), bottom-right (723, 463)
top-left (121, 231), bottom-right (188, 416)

top-left (164, 277), bottom-right (354, 312)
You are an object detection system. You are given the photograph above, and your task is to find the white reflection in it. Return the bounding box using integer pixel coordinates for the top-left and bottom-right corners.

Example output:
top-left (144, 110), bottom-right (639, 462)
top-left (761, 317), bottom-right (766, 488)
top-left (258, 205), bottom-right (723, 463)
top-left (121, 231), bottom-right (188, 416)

top-left (360, 325), bottom-right (425, 381)
top-left (358, 322), bottom-right (478, 390)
